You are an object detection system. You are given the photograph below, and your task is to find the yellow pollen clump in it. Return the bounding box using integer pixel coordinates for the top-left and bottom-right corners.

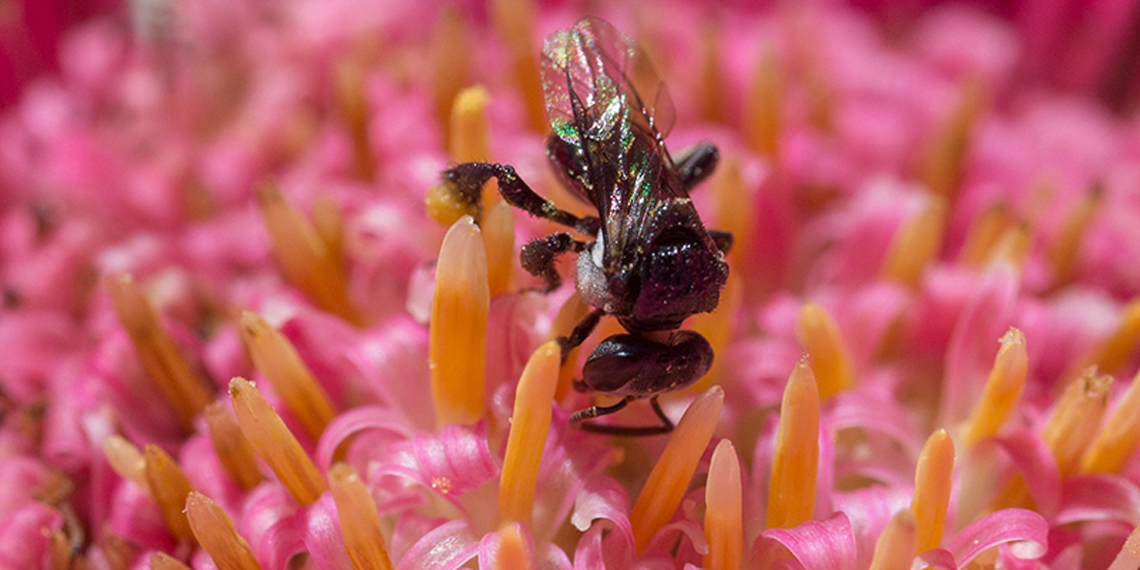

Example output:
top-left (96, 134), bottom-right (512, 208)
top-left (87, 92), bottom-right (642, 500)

top-left (961, 328), bottom-right (1028, 446)
top-left (703, 439), bottom-right (743, 570)
top-left (185, 491), bottom-right (261, 570)
top-left (766, 358), bottom-right (820, 530)
top-left (631, 386), bottom-right (724, 553)
top-left (143, 444), bottom-right (197, 544)
top-left (228, 377), bottom-right (328, 505)
top-left (910, 429), bottom-right (954, 553)
top-left (204, 402), bottom-right (263, 491)
top-left (329, 463), bottom-right (396, 570)
top-left (499, 341), bottom-right (560, 527)
top-left (429, 216), bottom-right (489, 427)
top-left (795, 303), bottom-right (854, 399)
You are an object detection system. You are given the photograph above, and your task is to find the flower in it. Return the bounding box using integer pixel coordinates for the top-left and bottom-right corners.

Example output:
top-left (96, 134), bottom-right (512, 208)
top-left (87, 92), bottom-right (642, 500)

top-left (4, 0), bottom-right (1140, 569)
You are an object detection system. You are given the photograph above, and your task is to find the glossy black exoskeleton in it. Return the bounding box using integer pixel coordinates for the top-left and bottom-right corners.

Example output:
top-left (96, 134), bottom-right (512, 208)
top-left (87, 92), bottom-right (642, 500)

top-left (440, 17), bottom-right (731, 435)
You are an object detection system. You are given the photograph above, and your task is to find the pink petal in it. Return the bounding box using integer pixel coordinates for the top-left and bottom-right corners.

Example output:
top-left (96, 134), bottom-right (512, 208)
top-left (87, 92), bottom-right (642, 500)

top-left (396, 519), bottom-right (480, 570)
top-left (314, 405), bottom-right (411, 473)
top-left (376, 423), bottom-right (499, 502)
top-left (1056, 474), bottom-right (1140, 526)
top-left (302, 492), bottom-right (354, 570)
top-left (991, 430), bottom-right (1062, 517)
top-left (752, 512), bottom-right (857, 570)
top-left (932, 508), bottom-right (1048, 565)
top-left (0, 502), bottom-right (62, 569)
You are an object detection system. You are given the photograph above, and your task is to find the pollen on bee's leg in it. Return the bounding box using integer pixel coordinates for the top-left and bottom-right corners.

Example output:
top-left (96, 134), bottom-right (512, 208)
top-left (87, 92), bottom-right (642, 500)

top-left (867, 510), bottom-right (916, 570)
top-left (483, 200), bottom-right (515, 297)
top-left (329, 462), bottom-right (396, 570)
top-left (256, 182), bottom-right (363, 326)
top-left (880, 194), bottom-right (947, 288)
top-left (143, 444), bottom-right (197, 545)
top-left (240, 311), bottom-right (337, 440)
top-left (909, 429), bottom-right (954, 554)
top-left (228, 377), bottom-right (328, 506)
top-left (766, 358), bottom-right (819, 530)
top-left (102, 435), bottom-right (150, 495)
top-left (333, 57), bottom-right (374, 182)
top-left (489, 0), bottom-right (545, 132)
top-left (745, 47), bottom-right (783, 159)
top-left (449, 85), bottom-right (501, 218)
top-left (498, 341), bottom-right (560, 527)
top-left (1047, 184), bottom-right (1102, 287)
top-left (1062, 298), bottom-right (1140, 384)
top-left (917, 76), bottom-right (986, 202)
top-left (961, 328), bottom-right (1028, 447)
top-left (549, 293), bottom-right (589, 403)
top-left (107, 274), bottom-right (213, 430)
top-left (430, 216), bottom-right (490, 428)
top-left (703, 439), bottom-right (742, 570)
top-left (631, 386), bottom-right (724, 554)
top-left (957, 201), bottom-right (1012, 266)
top-left (431, 5), bottom-right (470, 145)
top-left (1080, 367), bottom-right (1140, 474)
top-left (149, 552), bottom-right (192, 570)
top-left (185, 492), bottom-right (261, 570)
top-left (204, 402), bottom-right (263, 490)
top-left (689, 275), bottom-right (742, 392)
top-left (795, 303), bottom-right (854, 399)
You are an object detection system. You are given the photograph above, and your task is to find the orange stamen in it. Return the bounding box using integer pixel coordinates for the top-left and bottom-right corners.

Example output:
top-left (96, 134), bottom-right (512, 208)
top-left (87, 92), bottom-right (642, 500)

top-left (204, 402), bottom-right (263, 490)
top-left (1048, 185), bottom-right (1102, 286)
top-left (149, 553), bottom-right (192, 570)
top-left (766, 358), bottom-right (820, 530)
top-left (631, 386), bottom-right (724, 553)
top-left (1044, 368), bottom-right (1112, 477)
top-left (228, 377), bottom-right (328, 505)
top-left (703, 439), bottom-right (743, 570)
top-left (795, 303), bottom-right (854, 399)
top-left (429, 216), bottom-right (489, 427)
top-left (1081, 368), bottom-right (1140, 474)
top-left (493, 523), bottom-right (533, 570)
top-left (431, 6), bottom-right (470, 144)
top-left (498, 341), bottom-right (560, 527)
top-left (549, 293), bottom-right (590, 403)
top-left (107, 274), bottom-right (213, 429)
top-left (957, 201), bottom-right (1012, 266)
top-left (329, 463), bottom-right (396, 570)
top-left (746, 48), bottom-right (783, 158)
top-left (708, 157), bottom-right (754, 271)
top-left (333, 58), bottom-right (374, 182)
top-left (689, 275), bottom-right (743, 392)
top-left (185, 491), bottom-right (261, 570)
top-left (483, 200), bottom-right (516, 297)
top-left (489, 0), bottom-right (545, 131)
top-left (984, 223), bottom-right (1032, 269)
top-left (697, 21), bottom-right (725, 124)
top-left (102, 435), bottom-right (150, 495)
top-left (961, 328), bottom-right (1028, 446)
top-left (867, 510), bottom-right (917, 570)
top-left (910, 429), bottom-right (954, 553)
top-left (917, 77), bottom-right (985, 201)
top-left (881, 195), bottom-right (947, 288)
top-left (143, 444), bottom-right (196, 544)
top-left (240, 311), bottom-right (337, 439)
top-left (1065, 299), bottom-right (1140, 382)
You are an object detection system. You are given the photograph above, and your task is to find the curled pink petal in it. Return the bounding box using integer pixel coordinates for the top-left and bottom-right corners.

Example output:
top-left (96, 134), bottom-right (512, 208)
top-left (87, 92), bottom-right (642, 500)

top-left (396, 519), bottom-right (480, 570)
top-left (752, 512), bottom-right (857, 570)
top-left (941, 508), bottom-right (1048, 565)
top-left (991, 430), bottom-right (1062, 517)
top-left (315, 405), bottom-right (412, 473)
top-left (302, 492), bottom-right (354, 570)
top-left (1056, 474), bottom-right (1140, 527)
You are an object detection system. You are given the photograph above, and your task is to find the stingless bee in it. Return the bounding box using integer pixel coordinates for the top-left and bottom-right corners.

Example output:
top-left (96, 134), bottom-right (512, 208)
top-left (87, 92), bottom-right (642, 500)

top-left (440, 17), bottom-right (731, 435)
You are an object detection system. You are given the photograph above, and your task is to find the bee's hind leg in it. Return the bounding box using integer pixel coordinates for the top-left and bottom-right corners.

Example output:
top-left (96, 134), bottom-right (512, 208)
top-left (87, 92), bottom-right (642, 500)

top-left (520, 233), bottom-right (589, 292)
top-left (443, 162), bottom-right (598, 234)
top-left (571, 395), bottom-right (674, 436)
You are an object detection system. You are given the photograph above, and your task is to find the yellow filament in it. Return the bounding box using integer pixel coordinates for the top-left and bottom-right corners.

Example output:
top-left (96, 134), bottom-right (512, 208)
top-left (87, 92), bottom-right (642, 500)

top-left (766, 358), bottom-right (820, 530)
top-left (489, 0), bottom-right (545, 131)
top-left (746, 48), bottom-right (783, 158)
top-left (204, 402), bottom-right (263, 490)
top-left (961, 328), bottom-right (1028, 446)
top-left (1107, 524), bottom-right (1140, 570)
top-left (429, 216), bottom-right (489, 427)
top-left (910, 429), bottom-right (954, 553)
top-left (102, 435), bottom-right (150, 495)
top-left (256, 182), bottom-right (362, 326)
top-left (240, 311), bottom-right (337, 440)
top-left (709, 157), bottom-right (754, 271)
top-left (868, 510), bottom-right (917, 570)
top-left (881, 195), bottom-right (947, 288)
top-left (329, 463), bottom-right (396, 570)
top-left (549, 293), bottom-right (590, 403)
top-left (957, 201), bottom-right (1012, 266)
top-left (150, 553), bottom-right (192, 570)
top-left (228, 378), bottom-right (328, 506)
top-left (689, 274), bottom-right (742, 392)
top-left (143, 444), bottom-right (196, 544)
top-left (1048, 185), bottom-right (1102, 286)
top-left (499, 341), bottom-right (560, 527)
top-left (185, 492), bottom-right (261, 570)
top-left (1081, 369), bottom-right (1140, 474)
top-left (703, 439), bottom-right (743, 570)
top-left (493, 524), bottom-right (533, 570)
top-left (333, 58), bottom-right (374, 182)
top-left (1044, 368), bottom-right (1112, 477)
top-left (107, 273), bottom-right (213, 429)
top-left (483, 200), bottom-right (516, 297)
top-left (631, 386), bottom-right (725, 553)
top-left (917, 77), bottom-right (985, 201)
top-left (430, 6), bottom-right (470, 143)
top-left (795, 303), bottom-right (854, 399)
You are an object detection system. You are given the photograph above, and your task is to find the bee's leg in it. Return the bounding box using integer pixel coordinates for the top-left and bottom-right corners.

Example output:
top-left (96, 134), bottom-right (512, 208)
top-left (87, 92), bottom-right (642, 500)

top-left (558, 307), bottom-right (604, 361)
top-left (520, 233), bottom-right (589, 292)
top-left (708, 229), bottom-right (733, 254)
top-left (674, 142), bottom-right (719, 189)
top-left (571, 395), bottom-right (674, 436)
top-left (443, 162), bottom-right (597, 234)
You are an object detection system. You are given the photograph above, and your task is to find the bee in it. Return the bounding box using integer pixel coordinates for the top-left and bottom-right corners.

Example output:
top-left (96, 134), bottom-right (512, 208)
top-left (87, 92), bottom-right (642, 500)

top-left (440, 17), bottom-right (731, 435)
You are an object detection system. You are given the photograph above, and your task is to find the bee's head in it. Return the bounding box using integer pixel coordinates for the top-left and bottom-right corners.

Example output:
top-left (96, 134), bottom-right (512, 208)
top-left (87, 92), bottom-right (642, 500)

top-left (623, 227), bottom-right (728, 332)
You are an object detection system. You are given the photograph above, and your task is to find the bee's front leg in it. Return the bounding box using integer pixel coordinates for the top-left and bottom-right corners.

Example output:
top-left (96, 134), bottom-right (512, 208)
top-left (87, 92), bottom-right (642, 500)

top-left (443, 163), bottom-right (595, 232)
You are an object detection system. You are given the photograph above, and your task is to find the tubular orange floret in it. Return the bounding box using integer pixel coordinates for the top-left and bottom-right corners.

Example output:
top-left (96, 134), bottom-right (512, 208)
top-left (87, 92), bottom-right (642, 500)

top-left (1066, 299), bottom-right (1140, 381)
top-left (703, 439), bottom-right (743, 570)
top-left (766, 358), bottom-right (820, 530)
top-left (483, 200), bottom-right (516, 297)
top-left (99, 531), bottom-right (136, 570)
top-left (429, 216), bottom-right (490, 428)
top-left (103, 435), bottom-right (150, 495)
top-left (143, 444), bottom-right (197, 544)
top-left (689, 275), bottom-right (742, 392)
top-left (204, 402), bottom-right (263, 490)
top-left (961, 328), bottom-right (1028, 446)
top-left (431, 5), bottom-right (470, 143)
top-left (868, 510), bottom-right (917, 570)
top-left (917, 76), bottom-right (986, 201)
top-left (910, 429), bottom-right (954, 553)
top-left (489, 0), bottom-right (545, 132)
top-left (881, 194), bottom-right (947, 288)
top-left (795, 303), bottom-right (854, 399)
top-left (631, 386), bottom-right (725, 553)
top-left (493, 523), bottom-right (533, 570)
top-left (984, 223), bottom-right (1032, 269)
top-left (709, 157), bottom-right (754, 271)
top-left (185, 491), bottom-right (262, 570)
top-left (746, 47), bottom-right (783, 158)
top-left (449, 86), bottom-right (492, 163)
top-left (1080, 368), bottom-right (1140, 474)
top-left (311, 192), bottom-right (346, 270)
top-left (549, 293), bottom-right (590, 403)
top-left (228, 377), bottom-right (328, 506)
top-left (1107, 523), bottom-right (1140, 570)
top-left (329, 463), bottom-right (396, 570)
top-left (106, 273), bottom-right (213, 429)
top-left (499, 341), bottom-right (561, 527)
top-left (256, 182), bottom-right (363, 326)
top-left (333, 57), bottom-right (374, 182)
top-left (240, 311), bottom-right (337, 440)
top-left (1044, 367), bottom-right (1112, 477)
top-left (150, 552), bottom-right (192, 570)
top-left (958, 201), bottom-right (1012, 266)
top-left (696, 21), bottom-right (725, 125)
top-left (1048, 184), bottom-right (1102, 286)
